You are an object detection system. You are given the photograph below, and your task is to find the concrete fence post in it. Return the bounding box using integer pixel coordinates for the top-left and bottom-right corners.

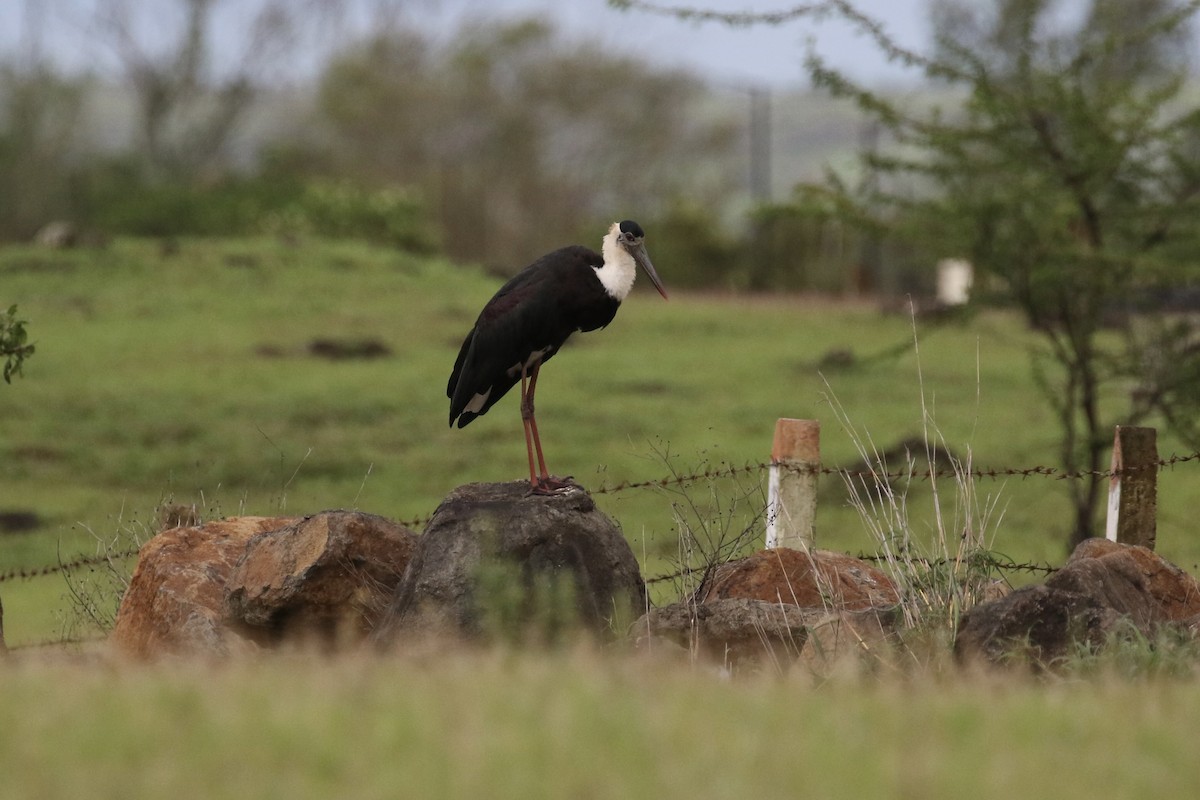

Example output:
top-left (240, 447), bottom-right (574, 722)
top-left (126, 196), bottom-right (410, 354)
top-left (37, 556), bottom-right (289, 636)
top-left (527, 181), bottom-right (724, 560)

top-left (1105, 425), bottom-right (1157, 550)
top-left (766, 418), bottom-right (820, 550)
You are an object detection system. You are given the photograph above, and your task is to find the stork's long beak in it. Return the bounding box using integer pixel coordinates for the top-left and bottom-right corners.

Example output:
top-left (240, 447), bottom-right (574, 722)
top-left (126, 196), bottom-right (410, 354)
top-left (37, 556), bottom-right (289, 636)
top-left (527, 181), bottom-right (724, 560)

top-left (632, 244), bottom-right (668, 300)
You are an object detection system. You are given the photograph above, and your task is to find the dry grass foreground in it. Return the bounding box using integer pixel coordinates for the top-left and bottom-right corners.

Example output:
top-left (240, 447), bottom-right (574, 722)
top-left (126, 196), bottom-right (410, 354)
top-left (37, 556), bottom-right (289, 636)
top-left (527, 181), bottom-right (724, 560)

top-left (2, 644), bottom-right (1200, 800)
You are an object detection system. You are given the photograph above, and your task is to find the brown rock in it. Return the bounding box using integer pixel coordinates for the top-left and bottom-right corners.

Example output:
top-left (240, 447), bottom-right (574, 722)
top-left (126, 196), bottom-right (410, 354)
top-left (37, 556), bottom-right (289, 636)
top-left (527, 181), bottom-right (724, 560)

top-left (632, 598), bottom-right (809, 669)
top-left (953, 584), bottom-right (1121, 667)
top-left (111, 511), bottom-right (417, 659)
top-left (698, 548), bottom-right (901, 610)
top-left (225, 511), bottom-right (417, 645)
top-left (1045, 552), bottom-right (1161, 632)
top-left (799, 606), bottom-right (901, 666)
top-left (633, 599), bottom-right (899, 671)
top-left (955, 539), bottom-right (1200, 667)
top-left (110, 516), bottom-right (298, 659)
top-left (1068, 538), bottom-right (1125, 561)
top-left (1065, 538), bottom-right (1200, 621)
top-left (679, 548), bottom-right (903, 668)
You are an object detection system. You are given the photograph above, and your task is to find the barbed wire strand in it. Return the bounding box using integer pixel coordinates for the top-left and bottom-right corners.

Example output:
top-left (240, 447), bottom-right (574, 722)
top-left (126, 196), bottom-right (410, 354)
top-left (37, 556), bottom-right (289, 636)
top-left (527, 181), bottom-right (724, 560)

top-left (7, 634), bottom-right (107, 652)
top-left (0, 547), bottom-right (141, 585)
top-left (594, 448), bottom-right (1200, 496)
top-left (4, 448), bottom-right (1196, 586)
top-left (853, 552), bottom-right (1059, 575)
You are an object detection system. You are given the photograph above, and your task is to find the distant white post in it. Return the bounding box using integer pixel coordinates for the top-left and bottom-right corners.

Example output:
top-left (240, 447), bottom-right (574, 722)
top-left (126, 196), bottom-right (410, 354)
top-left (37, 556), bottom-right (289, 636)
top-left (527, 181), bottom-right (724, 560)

top-left (766, 418), bottom-right (820, 550)
top-left (936, 258), bottom-right (973, 306)
top-left (1104, 426), bottom-right (1157, 550)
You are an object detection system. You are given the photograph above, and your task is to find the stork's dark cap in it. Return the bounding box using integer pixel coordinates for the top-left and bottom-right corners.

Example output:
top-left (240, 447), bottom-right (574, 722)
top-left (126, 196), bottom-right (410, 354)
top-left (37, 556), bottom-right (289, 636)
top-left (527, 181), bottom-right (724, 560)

top-left (618, 220), bottom-right (644, 238)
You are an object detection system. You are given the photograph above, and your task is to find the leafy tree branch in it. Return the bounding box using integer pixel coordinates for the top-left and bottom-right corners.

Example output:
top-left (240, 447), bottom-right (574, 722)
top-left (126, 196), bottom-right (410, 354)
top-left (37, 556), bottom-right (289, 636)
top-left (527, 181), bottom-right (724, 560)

top-left (1, 305), bottom-right (34, 384)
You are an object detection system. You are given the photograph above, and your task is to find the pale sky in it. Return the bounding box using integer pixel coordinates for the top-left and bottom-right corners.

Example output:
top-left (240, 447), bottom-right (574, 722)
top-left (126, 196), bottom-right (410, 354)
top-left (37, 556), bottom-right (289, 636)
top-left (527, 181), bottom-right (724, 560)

top-left (0, 0), bottom-right (931, 89)
top-left (430, 0), bottom-right (931, 88)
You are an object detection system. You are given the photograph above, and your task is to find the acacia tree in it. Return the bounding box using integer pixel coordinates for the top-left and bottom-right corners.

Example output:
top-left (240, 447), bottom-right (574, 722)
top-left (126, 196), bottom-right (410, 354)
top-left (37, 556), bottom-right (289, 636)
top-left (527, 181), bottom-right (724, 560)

top-left (0, 64), bottom-right (88, 239)
top-left (617, 0), bottom-right (1200, 549)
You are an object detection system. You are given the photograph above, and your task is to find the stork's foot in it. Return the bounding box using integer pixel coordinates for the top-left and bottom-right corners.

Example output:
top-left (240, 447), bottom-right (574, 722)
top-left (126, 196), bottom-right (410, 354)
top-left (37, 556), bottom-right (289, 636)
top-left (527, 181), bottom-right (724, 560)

top-left (528, 475), bottom-right (577, 496)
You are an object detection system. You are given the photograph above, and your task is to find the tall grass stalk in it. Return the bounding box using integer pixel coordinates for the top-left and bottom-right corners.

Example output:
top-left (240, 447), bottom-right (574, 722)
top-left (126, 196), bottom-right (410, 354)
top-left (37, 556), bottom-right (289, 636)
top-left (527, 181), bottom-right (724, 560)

top-left (825, 311), bottom-right (1008, 635)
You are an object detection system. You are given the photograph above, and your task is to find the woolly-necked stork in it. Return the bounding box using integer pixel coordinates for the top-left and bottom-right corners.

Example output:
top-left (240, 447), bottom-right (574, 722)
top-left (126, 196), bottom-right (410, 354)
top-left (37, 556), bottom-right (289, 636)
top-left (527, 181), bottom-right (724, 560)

top-left (447, 220), bottom-right (668, 495)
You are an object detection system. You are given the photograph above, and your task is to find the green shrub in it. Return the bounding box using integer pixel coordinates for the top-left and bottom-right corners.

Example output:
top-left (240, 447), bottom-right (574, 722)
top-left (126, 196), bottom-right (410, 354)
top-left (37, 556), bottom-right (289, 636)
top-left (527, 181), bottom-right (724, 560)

top-left (263, 181), bottom-right (437, 253)
top-left (74, 159), bottom-right (437, 253)
top-left (644, 203), bottom-right (742, 289)
top-left (76, 159), bottom-right (303, 238)
top-left (1, 304), bottom-right (34, 383)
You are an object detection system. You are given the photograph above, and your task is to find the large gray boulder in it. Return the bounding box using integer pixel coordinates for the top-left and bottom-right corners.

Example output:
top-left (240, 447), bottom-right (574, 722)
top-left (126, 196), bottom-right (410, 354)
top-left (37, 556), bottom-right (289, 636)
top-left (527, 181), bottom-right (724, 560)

top-left (374, 482), bottom-right (646, 644)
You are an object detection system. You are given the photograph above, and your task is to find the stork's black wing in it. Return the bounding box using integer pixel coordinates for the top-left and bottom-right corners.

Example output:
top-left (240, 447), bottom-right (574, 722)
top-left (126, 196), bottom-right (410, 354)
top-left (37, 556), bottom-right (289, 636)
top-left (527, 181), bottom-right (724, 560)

top-left (447, 245), bottom-right (613, 428)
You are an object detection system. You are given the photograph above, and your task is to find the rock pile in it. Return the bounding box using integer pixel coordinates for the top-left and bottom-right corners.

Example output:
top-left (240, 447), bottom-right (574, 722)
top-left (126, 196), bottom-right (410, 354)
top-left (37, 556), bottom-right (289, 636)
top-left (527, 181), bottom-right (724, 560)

top-left (104, 481), bottom-right (1200, 672)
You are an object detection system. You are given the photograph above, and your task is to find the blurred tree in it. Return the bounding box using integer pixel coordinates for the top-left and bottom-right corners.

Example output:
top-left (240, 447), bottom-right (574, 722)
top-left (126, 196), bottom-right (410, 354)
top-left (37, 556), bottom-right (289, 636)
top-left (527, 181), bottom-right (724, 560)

top-left (0, 64), bottom-right (88, 239)
top-left (646, 200), bottom-right (741, 289)
top-left (622, 0), bottom-right (1200, 549)
top-left (91, 0), bottom-right (353, 179)
top-left (316, 18), bottom-right (740, 269)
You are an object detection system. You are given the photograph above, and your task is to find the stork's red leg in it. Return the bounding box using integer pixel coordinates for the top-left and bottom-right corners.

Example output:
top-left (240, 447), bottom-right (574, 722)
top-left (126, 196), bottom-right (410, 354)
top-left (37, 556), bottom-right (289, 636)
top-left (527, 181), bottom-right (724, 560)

top-left (524, 364), bottom-right (551, 479)
top-left (520, 363), bottom-right (574, 495)
top-left (519, 366), bottom-right (540, 491)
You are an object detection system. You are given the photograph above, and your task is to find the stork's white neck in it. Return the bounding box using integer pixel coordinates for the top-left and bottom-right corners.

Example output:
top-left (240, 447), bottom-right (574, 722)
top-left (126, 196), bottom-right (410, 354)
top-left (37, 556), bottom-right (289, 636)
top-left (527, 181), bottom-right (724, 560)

top-left (596, 223), bottom-right (636, 301)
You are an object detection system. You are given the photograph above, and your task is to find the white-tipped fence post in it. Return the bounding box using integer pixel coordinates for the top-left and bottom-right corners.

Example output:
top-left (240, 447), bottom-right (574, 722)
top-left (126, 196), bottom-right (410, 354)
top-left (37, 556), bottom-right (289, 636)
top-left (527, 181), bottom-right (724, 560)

top-left (766, 418), bottom-right (820, 550)
top-left (1104, 425), bottom-right (1157, 550)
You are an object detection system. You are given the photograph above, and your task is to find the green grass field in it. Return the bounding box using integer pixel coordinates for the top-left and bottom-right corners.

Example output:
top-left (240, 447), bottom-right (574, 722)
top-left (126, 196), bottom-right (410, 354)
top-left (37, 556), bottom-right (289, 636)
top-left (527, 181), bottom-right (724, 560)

top-left (3, 236), bottom-right (1200, 647)
top-left (5, 237), bottom-right (1200, 799)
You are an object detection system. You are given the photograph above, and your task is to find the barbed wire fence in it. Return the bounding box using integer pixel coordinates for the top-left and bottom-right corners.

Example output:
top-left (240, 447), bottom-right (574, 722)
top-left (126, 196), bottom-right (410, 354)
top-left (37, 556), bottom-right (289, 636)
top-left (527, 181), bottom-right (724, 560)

top-left (3, 444), bottom-right (1197, 650)
top-left (0, 548), bottom-right (141, 585)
